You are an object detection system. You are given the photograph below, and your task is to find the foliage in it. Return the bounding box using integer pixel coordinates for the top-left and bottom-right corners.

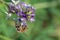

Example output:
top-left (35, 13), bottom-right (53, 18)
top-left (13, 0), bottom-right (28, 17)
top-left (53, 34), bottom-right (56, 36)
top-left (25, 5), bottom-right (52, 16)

top-left (0, 0), bottom-right (60, 40)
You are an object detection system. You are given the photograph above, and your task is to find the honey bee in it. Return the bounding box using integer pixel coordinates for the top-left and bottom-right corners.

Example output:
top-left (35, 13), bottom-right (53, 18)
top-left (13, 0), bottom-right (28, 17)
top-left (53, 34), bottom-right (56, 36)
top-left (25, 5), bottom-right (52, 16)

top-left (15, 22), bottom-right (28, 32)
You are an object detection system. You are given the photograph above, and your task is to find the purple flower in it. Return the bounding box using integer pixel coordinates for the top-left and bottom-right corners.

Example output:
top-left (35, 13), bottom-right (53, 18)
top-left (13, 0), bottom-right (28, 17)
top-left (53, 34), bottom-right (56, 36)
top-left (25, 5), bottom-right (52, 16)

top-left (8, 1), bottom-right (35, 22)
top-left (30, 18), bottom-right (35, 22)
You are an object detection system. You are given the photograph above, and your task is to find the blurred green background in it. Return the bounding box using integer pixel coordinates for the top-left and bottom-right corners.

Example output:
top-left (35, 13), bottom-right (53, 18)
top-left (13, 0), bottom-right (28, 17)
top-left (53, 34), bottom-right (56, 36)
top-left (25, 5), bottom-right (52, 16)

top-left (0, 0), bottom-right (60, 40)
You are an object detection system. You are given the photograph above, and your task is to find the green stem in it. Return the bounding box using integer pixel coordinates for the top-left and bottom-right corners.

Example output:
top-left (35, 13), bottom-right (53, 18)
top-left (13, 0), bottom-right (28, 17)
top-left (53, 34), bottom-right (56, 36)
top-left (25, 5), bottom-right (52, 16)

top-left (0, 35), bottom-right (13, 40)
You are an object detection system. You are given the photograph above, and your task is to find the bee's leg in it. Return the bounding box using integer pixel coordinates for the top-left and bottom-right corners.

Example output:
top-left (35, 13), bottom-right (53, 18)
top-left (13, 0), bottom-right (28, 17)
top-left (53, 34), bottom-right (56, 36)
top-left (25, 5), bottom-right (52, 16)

top-left (22, 24), bottom-right (27, 31)
top-left (20, 21), bottom-right (28, 31)
top-left (15, 17), bottom-right (21, 31)
top-left (15, 22), bottom-right (20, 31)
